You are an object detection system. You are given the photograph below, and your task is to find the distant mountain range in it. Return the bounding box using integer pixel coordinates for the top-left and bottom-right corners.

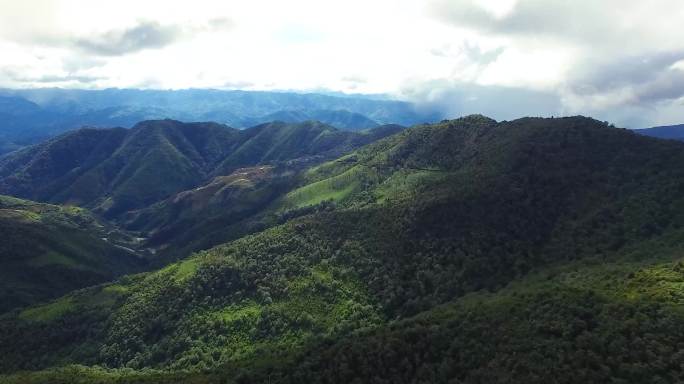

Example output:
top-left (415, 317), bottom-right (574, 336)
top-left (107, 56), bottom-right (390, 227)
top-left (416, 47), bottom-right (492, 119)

top-left (0, 89), bottom-right (440, 154)
top-left (634, 124), bottom-right (684, 140)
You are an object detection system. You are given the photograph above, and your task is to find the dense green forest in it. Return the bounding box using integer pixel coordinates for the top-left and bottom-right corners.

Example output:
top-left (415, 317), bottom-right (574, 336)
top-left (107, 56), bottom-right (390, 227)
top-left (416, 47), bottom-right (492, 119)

top-left (0, 195), bottom-right (146, 313)
top-left (4, 115), bottom-right (684, 383)
top-left (0, 120), bottom-right (401, 218)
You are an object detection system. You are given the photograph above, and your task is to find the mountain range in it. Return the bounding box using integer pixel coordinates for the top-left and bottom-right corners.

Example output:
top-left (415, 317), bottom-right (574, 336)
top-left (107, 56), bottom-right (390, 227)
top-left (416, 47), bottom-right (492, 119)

top-left (4, 115), bottom-right (684, 383)
top-left (634, 124), bottom-right (684, 140)
top-left (0, 89), bottom-right (440, 155)
top-left (0, 120), bottom-right (402, 220)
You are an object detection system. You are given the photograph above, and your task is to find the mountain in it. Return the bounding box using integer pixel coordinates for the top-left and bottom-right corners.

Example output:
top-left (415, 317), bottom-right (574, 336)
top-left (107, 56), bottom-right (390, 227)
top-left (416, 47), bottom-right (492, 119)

top-left (634, 124), bottom-right (684, 140)
top-left (0, 88), bottom-right (439, 155)
top-left (4, 116), bottom-right (684, 383)
top-left (123, 123), bottom-right (404, 261)
top-left (0, 96), bottom-right (157, 155)
top-left (212, 121), bottom-right (401, 174)
top-left (121, 165), bottom-right (296, 262)
top-left (0, 195), bottom-right (146, 314)
top-left (2, 88), bottom-right (437, 126)
top-left (0, 121), bottom-right (237, 217)
top-left (0, 120), bottom-right (402, 219)
top-left (0, 96), bottom-right (61, 150)
top-left (248, 109), bottom-right (380, 130)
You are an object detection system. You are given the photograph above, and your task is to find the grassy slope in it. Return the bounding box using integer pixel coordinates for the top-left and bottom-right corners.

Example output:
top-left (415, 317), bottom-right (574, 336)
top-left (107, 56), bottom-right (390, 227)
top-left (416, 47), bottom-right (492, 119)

top-left (0, 195), bottom-right (146, 314)
top-left (5, 116), bottom-right (684, 382)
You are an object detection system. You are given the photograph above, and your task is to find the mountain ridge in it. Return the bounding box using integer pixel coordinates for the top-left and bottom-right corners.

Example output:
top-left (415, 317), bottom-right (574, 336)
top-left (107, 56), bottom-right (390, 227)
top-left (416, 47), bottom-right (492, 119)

top-left (635, 123), bottom-right (684, 140)
top-left (0, 88), bottom-right (439, 154)
top-left (0, 119), bottom-right (402, 218)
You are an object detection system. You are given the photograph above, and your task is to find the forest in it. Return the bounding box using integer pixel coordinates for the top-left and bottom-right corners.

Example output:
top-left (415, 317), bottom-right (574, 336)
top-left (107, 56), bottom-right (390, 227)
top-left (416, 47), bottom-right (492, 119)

top-left (3, 116), bottom-right (684, 382)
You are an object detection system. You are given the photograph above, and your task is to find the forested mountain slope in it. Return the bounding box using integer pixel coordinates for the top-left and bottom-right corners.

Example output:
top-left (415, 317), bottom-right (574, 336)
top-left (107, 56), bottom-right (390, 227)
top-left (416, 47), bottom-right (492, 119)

top-left (123, 165), bottom-right (299, 261)
top-left (0, 120), bottom-right (402, 219)
top-left (0, 195), bottom-right (146, 314)
top-left (4, 116), bottom-right (684, 383)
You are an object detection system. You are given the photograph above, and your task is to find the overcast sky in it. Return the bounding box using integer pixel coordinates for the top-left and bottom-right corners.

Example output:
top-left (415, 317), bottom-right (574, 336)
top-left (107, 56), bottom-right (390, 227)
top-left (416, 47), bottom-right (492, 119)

top-left (0, 0), bottom-right (683, 127)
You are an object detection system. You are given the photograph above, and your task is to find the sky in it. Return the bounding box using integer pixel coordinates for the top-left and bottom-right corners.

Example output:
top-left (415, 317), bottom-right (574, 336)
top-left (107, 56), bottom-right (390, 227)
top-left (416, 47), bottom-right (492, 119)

top-left (0, 0), bottom-right (683, 127)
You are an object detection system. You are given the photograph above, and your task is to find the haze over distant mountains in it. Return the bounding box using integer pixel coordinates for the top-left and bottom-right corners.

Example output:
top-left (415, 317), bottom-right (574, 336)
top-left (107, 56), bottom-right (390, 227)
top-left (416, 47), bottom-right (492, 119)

top-left (0, 88), bottom-right (440, 155)
top-left (634, 124), bottom-right (684, 141)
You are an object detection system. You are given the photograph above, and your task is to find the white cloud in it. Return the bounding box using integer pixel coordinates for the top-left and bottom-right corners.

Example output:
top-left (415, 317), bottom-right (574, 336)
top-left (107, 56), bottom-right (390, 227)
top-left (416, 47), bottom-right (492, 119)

top-left (0, 0), bottom-right (682, 126)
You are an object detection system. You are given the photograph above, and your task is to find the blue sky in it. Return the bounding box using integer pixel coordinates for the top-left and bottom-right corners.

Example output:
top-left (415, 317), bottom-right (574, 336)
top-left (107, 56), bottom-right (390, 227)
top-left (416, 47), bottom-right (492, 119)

top-left (0, 0), bottom-right (683, 127)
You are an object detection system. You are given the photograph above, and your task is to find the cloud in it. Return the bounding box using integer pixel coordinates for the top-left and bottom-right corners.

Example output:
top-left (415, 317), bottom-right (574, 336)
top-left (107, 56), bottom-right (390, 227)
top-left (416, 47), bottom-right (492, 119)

top-left (341, 75), bottom-right (367, 84)
top-left (561, 51), bottom-right (684, 110)
top-left (73, 21), bottom-right (183, 56)
top-left (219, 80), bottom-right (255, 89)
top-left (401, 78), bottom-right (563, 121)
top-left (419, 0), bottom-right (684, 126)
top-left (0, 0), bottom-right (682, 127)
top-left (1, 67), bottom-right (103, 84)
top-left (429, 0), bottom-right (683, 49)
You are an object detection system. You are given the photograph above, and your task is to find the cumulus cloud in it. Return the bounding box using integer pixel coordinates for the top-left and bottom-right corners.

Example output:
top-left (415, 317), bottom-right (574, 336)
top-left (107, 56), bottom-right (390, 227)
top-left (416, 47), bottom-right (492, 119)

top-left (401, 78), bottom-right (563, 122)
top-left (420, 0), bottom-right (684, 127)
top-left (2, 69), bottom-right (103, 84)
top-left (70, 18), bottom-right (234, 56)
top-left (562, 51), bottom-right (684, 109)
top-left (73, 21), bottom-right (183, 56)
top-left (0, 0), bottom-right (682, 127)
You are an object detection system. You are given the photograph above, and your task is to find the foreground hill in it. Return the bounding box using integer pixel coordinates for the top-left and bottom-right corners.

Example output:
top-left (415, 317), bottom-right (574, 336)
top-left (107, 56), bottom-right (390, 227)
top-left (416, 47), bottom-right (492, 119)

top-left (0, 195), bottom-right (146, 314)
top-left (0, 120), bottom-right (402, 219)
top-left (4, 116), bottom-right (684, 383)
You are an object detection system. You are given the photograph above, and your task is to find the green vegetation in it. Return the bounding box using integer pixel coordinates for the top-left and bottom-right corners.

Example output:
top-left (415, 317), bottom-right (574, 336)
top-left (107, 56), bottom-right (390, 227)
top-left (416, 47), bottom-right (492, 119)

top-left (19, 297), bottom-right (75, 322)
top-left (5, 116), bottom-right (684, 383)
top-left (0, 195), bottom-right (146, 313)
top-left (280, 165), bottom-right (367, 209)
top-left (0, 120), bottom-right (401, 219)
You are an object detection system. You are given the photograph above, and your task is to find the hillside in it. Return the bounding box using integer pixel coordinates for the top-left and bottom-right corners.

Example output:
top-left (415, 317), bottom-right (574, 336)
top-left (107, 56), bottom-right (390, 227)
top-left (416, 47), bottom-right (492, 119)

top-left (123, 165), bottom-right (298, 261)
top-left (0, 120), bottom-right (401, 219)
top-left (0, 121), bottom-right (239, 217)
top-left (4, 116), bottom-right (684, 382)
top-left (212, 121), bottom-right (402, 174)
top-left (0, 195), bottom-right (146, 314)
